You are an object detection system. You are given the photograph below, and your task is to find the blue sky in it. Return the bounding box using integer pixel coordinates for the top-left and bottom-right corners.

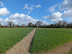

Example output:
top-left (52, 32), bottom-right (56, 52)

top-left (0, 0), bottom-right (72, 25)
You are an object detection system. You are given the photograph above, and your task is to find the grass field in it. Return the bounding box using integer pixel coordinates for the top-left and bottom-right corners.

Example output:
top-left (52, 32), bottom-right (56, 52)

top-left (0, 28), bottom-right (33, 54)
top-left (31, 28), bottom-right (72, 54)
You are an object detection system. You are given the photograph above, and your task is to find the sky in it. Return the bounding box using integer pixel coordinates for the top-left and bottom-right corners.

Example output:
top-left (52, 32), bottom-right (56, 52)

top-left (0, 0), bottom-right (72, 25)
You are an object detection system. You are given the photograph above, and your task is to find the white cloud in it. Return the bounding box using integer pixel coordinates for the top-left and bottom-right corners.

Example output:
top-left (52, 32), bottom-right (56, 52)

top-left (0, 8), bottom-right (10, 16)
top-left (23, 4), bottom-right (29, 10)
top-left (29, 5), bottom-right (34, 10)
top-left (49, 4), bottom-right (58, 12)
top-left (0, 18), bottom-right (9, 25)
top-left (62, 10), bottom-right (72, 17)
top-left (44, 0), bottom-right (72, 22)
top-left (43, 16), bottom-right (49, 19)
top-left (23, 4), bottom-right (34, 10)
top-left (60, 0), bottom-right (72, 10)
top-left (59, 0), bottom-right (72, 17)
top-left (50, 18), bottom-right (62, 21)
top-left (23, 4), bottom-right (42, 14)
top-left (0, 13), bottom-right (48, 25)
top-left (43, 12), bottom-right (62, 21)
top-left (0, 18), bottom-right (3, 21)
top-left (23, 4), bottom-right (41, 10)
top-left (35, 5), bottom-right (41, 8)
top-left (42, 21), bottom-right (49, 25)
top-left (28, 11), bottom-right (31, 14)
top-left (9, 13), bottom-right (25, 19)
top-left (0, 1), bottom-right (4, 7)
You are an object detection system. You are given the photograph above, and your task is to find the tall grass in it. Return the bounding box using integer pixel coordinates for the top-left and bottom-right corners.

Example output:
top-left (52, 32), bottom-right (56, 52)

top-left (0, 28), bottom-right (33, 54)
top-left (31, 28), bottom-right (72, 54)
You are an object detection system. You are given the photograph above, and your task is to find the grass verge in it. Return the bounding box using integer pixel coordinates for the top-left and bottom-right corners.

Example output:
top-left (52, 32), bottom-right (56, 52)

top-left (0, 28), bottom-right (33, 54)
top-left (31, 28), bottom-right (72, 54)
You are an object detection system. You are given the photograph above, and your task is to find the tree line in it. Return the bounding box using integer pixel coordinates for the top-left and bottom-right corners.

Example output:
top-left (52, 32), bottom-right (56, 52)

top-left (0, 21), bottom-right (72, 28)
top-left (0, 21), bottom-right (42, 28)
top-left (40, 21), bottom-right (72, 28)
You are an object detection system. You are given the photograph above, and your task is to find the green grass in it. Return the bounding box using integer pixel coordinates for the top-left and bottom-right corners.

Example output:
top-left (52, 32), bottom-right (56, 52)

top-left (31, 28), bottom-right (72, 54)
top-left (68, 51), bottom-right (72, 54)
top-left (0, 28), bottom-right (33, 54)
top-left (68, 50), bottom-right (72, 54)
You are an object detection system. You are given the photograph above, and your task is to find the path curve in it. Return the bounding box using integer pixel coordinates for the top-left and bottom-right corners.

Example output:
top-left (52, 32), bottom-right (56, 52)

top-left (44, 41), bottom-right (72, 54)
top-left (6, 28), bottom-right (36, 54)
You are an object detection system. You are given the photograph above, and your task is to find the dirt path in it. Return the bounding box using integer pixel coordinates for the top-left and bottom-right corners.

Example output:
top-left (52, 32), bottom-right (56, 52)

top-left (44, 41), bottom-right (72, 54)
top-left (6, 28), bottom-right (36, 54)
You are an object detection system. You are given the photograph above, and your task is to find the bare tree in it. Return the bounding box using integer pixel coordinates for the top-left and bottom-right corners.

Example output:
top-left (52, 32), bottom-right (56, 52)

top-left (13, 24), bottom-right (15, 27)
top-left (28, 23), bottom-right (32, 27)
top-left (8, 21), bottom-right (13, 28)
top-left (43, 24), bottom-right (47, 28)
top-left (36, 21), bottom-right (42, 27)
top-left (15, 25), bottom-right (20, 28)
top-left (21, 24), bottom-right (26, 27)
top-left (55, 21), bottom-right (67, 28)
top-left (0, 23), bottom-right (2, 27)
top-left (66, 22), bottom-right (72, 28)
